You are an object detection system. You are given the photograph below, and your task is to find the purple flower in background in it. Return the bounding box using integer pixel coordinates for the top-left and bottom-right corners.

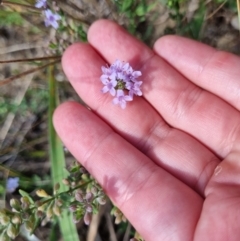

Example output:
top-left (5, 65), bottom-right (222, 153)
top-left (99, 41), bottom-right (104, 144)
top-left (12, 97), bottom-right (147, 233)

top-left (100, 60), bottom-right (142, 109)
top-left (35, 0), bottom-right (47, 8)
top-left (113, 90), bottom-right (133, 109)
top-left (6, 177), bottom-right (19, 193)
top-left (44, 9), bottom-right (61, 29)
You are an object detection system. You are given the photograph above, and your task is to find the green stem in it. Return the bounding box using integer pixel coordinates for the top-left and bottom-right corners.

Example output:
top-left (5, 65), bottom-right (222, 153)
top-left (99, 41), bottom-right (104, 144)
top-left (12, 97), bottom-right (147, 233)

top-left (30, 180), bottom-right (93, 211)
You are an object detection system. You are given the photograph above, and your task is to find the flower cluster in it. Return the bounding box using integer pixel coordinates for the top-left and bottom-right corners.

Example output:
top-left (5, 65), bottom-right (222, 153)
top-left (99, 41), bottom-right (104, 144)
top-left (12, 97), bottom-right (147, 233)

top-left (35, 0), bottom-right (61, 29)
top-left (63, 164), bottom-right (106, 225)
top-left (0, 162), bottom-right (107, 240)
top-left (100, 60), bottom-right (143, 109)
top-left (111, 206), bottom-right (127, 224)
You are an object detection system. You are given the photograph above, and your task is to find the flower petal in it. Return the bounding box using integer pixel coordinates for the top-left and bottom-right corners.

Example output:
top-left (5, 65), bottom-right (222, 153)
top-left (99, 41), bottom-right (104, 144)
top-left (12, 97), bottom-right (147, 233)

top-left (109, 88), bottom-right (116, 96)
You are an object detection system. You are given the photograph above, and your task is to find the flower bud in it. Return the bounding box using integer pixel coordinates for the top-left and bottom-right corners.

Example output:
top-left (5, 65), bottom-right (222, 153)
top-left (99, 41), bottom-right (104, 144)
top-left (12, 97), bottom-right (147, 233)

top-left (21, 196), bottom-right (31, 210)
top-left (7, 223), bottom-right (19, 239)
top-left (53, 204), bottom-right (61, 216)
top-left (36, 210), bottom-right (44, 218)
top-left (81, 174), bottom-right (89, 181)
top-left (36, 189), bottom-right (50, 198)
top-left (12, 214), bottom-right (22, 224)
top-left (35, 200), bottom-right (42, 207)
top-left (10, 199), bottom-right (21, 211)
top-left (97, 196), bottom-right (107, 205)
top-left (0, 216), bottom-right (10, 225)
top-left (73, 172), bottom-right (81, 180)
top-left (83, 212), bottom-right (92, 225)
top-left (80, 167), bottom-right (87, 174)
top-left (62, 178), bottom-right (70, 186)
top-left (78, 180), bottom-right (85, 185)
top-left (37, 203), bottom-right (47, 212)
top-left (29, 214), bottom-right (36, 224)
top-left (0, 209), bottom-right (6, 218)
top-left (54, 183), bottom-right (60, 194)
top-left (85, 192), bottom-right (93, 202)
top-left (22, 212), bottom-right (30, 220)
top-left (90, 186), bottom-right (97, 195)
top-left (75, 191), bottom-right (83, 202)
top-left (46, 206), bottom-right (53, 219)
top-left (69, 204), bottom-right (77, 212)
top-left (56, 199), bottom-right (63, 207)
top-left (21, 196), bottom-right (30, 203)
top-left (25, 221), bottom-right (34, 233)
top-left (115, 215), bottom-right (122, 225)
top-left (122, 215), bottom-right (127, 222)
top-left (85, 205), bottom-right (92, 213)
top-left (112, 207), bottom-right (122, 217)
top-left (41, 217), bottom-right (49, 227)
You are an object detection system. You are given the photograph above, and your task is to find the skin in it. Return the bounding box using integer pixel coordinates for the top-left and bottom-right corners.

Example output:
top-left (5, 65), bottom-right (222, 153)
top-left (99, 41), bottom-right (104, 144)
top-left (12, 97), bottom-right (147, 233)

top-left (53, 19), bottom-right (240, 241)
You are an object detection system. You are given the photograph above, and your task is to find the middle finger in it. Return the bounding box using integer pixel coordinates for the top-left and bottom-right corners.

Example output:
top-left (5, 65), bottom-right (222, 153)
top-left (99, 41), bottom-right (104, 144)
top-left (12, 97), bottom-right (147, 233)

top-left (88, 21), bottom-right (240, 160)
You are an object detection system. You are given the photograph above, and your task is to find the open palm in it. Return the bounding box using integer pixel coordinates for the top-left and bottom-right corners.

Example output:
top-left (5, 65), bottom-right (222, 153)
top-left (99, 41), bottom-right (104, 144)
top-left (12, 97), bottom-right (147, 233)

top-left (53, 20), bottom-right (240, 241)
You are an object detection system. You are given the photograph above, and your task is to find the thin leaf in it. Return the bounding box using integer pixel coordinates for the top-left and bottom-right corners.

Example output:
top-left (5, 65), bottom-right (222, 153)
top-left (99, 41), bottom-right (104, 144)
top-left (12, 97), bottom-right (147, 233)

top-left (237, 0), bottom-right (240, 32)
top-left (18, 189), bottom-right (34, 204)
top-left (47, 65), bottom-right (79, 241)
top-left (121, 0), bottom-right (133, 11)
top-left (0, 60), bottom-right (60, 86)
top-left (0, 56), bottom-right (61, 64)
top-left (0, 170), bottom-right (7, 209)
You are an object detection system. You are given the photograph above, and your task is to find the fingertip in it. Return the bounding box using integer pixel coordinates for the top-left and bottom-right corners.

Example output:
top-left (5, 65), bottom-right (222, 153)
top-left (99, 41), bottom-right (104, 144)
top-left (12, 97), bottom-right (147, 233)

top-left (88, 19), bottom-right (121, 44)
top-left (153, 35), bottom-right (186, 56)
top-left (53, 101), bottom-right (81, 137)
top-left (62, 42), bottom-right (92, 79)
top-left (153, 35), bottom-right (216, 63)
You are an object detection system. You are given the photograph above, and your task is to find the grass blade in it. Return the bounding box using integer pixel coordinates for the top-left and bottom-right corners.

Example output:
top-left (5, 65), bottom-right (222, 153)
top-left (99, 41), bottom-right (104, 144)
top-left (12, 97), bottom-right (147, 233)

top-left (237, 0), bottom-right (240, 32)
top-left (0, 60), bottom-right (60, 86)
top-left (48, 65), bottom-right (80, 241)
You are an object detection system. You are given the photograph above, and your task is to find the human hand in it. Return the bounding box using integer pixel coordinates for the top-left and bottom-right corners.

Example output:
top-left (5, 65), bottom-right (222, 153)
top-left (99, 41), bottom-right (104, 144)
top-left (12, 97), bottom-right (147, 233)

top-left (53, 20), bottom-right (240, 241)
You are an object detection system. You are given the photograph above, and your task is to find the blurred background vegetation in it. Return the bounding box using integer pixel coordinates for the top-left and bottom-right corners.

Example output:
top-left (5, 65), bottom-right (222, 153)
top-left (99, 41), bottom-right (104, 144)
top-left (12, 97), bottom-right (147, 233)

top-left (0, 0), bottom-right (239, 240)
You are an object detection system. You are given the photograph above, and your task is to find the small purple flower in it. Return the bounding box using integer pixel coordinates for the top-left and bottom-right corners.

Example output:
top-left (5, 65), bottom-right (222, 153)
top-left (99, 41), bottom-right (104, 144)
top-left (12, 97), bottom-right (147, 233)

top-left (6, 177), bottom-right (19, 193)
top-left (111, 60), bottom-right (129, 73)
top-left (100, 60), bottom-right (142, 109)
top-left (113, 90), bottom-right (133, 109)
top-left (100, 67), bottom-right (115, 83)
top-left (35, 0), bottom-right (47, 8)
top-left (101, 66), bottom-right (113, 76)
top-left (131, 70), bottom-right (142, 79)
top-left (101, 76), bottom-right (117, 96)
top-left (126, 80), bottom-right (143, 97)
top-left (44, 9), bottom-right (61, 29)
